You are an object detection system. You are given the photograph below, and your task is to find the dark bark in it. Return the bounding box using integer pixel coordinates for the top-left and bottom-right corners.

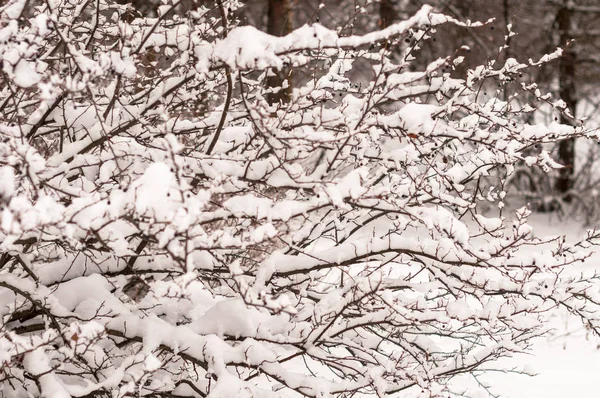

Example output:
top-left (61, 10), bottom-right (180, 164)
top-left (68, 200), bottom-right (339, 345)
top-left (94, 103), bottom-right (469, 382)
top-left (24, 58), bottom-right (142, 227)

top-left (267, 0), bottom-right (293, 37)
top-left (556, 5), bottom-right (576, 198)
top-left (503, 0), bottom-right (511, 100)
top-left (379, 0), bottom-right (398, 29)
top-left (266, 0), bottom-right (293, 104)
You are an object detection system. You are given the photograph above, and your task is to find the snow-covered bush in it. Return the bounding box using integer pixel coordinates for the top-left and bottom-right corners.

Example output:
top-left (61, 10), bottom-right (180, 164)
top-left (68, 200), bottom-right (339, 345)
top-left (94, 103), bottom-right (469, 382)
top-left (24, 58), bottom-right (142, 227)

top-left (1, 0), bottom-right (600, 397)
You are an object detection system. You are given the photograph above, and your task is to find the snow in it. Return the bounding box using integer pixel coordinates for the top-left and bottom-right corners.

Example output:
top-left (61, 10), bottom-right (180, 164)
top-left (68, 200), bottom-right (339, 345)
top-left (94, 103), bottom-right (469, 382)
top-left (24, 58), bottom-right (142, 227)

top-left (128, 162), bottom-right (179, 220)
top-left (1, 2), bottom-right (600, 398)
top-left (0, 165), bottom-right (15, 202)
top-left (452, 215), bottom-right (600, 397)
top-left (0, 0), bottom-right (27, 20)
top-left (23, 348), bottom-right (71, 398)
top-left (12, 60), bottom-right (42, 88)
top-left (211, 5), bottom-right (468, 72)
top-left (484, 334), bottom-right (600, 398)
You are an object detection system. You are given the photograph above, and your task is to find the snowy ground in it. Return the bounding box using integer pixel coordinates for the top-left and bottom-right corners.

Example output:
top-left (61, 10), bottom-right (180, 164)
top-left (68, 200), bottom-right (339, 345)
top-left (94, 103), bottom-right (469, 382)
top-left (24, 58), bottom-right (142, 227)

top-left (474, 213), bottom-right (600, 398)
top-left (488, 329), bottom-right (600, 397)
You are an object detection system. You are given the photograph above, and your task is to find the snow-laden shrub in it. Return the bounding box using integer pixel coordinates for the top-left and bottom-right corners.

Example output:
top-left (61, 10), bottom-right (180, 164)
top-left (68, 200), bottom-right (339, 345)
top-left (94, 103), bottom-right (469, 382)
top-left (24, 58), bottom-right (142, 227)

top-left (0, 0), bottom-right (599, 397)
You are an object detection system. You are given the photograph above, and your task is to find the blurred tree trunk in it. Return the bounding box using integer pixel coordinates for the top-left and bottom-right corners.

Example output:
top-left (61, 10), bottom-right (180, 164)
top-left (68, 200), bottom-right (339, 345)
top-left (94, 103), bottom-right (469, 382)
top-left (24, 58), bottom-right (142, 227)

top-left (267, 0), bottom-right (293, 36)
top-left (556, 4), bottom-right (576, 198)
top-left (503, 0), bottom-right (511, 100)
top-left (266, 0), bottom-right (293, 104)
top-left (379, 0), bottom-right (398, 29)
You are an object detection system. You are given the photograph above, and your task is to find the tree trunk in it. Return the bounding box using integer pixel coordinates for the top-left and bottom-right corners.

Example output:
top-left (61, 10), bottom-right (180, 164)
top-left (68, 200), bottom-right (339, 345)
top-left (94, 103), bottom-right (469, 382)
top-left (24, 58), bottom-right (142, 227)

top-left (556, 5), bottom-right (576, 198)
top-left (266, 0), bottom-right (293, 104)
top-left (503, 0), bottom-right (511, 101)
top-left (379, 0), bottom-right (398, 29)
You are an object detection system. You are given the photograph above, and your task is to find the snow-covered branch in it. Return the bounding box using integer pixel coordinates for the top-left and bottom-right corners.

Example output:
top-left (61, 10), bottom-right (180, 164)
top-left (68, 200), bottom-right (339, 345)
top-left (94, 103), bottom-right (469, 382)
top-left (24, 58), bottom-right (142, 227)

top-left (0, 0), bottom-right (599, 397)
